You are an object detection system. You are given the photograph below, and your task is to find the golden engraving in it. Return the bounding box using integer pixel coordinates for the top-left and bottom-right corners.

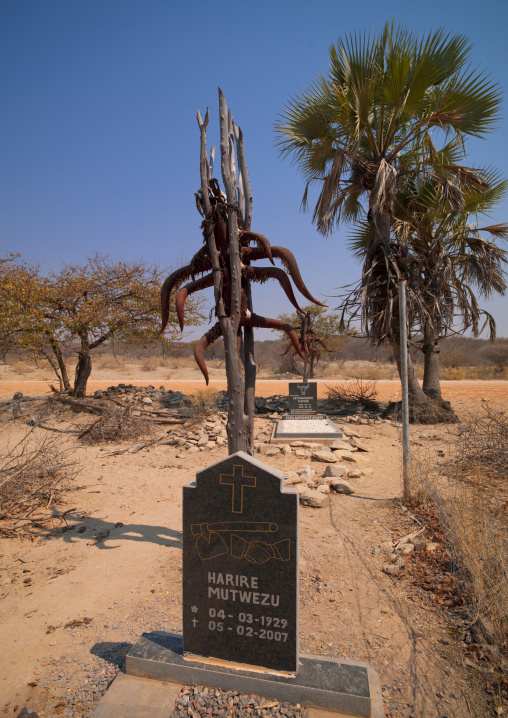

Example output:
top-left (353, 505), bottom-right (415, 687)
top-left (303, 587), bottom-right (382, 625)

top-left (190, 521), bottom-right (290, 563)
top-left (219, 465), bottom-right (257, 514)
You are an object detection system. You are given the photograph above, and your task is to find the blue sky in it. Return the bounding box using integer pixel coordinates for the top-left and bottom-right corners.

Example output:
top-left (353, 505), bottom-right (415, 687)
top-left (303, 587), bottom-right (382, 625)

top-left (1, 0), bottom-right (507, 341)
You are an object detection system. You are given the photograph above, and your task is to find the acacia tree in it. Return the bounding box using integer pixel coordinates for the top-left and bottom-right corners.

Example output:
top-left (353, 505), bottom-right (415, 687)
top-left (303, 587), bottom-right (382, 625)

top-left (1, 254), bottom-right (201, 397)
top-left (275, 22), bottom-right (501, 420)
top-left (276, 306), bottom-right (344, 379)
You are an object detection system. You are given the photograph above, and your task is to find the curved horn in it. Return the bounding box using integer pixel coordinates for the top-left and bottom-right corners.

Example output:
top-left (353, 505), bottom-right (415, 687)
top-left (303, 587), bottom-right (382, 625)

top-left (189, 245), bottom-right (212, 281)
top-left (176, 273), bottom-right (214, 331)
top-left (240, 231), bottom-right (274, 265)
top-left (243, 266), bottom-right (305, 314)
top-left (194, 322), bottom-right (223, 385)
top-left (270, 247), bottom-right (327, 307)
top-left (246, 314), bottom-right (304, 360)
top-left (161, 265), bottom-right (193, 333)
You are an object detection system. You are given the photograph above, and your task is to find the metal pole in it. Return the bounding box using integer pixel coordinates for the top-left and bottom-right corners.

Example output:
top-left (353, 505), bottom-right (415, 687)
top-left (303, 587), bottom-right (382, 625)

top-left (398, 280), bottom-right (411, 500)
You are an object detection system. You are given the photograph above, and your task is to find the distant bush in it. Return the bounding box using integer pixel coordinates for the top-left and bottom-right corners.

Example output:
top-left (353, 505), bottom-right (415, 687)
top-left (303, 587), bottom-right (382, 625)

top-left (186, 389), bottom-right (219, 424)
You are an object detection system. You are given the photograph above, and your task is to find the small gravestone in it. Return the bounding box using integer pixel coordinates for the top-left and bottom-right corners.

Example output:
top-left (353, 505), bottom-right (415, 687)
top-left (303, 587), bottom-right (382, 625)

top-left (288, 382), bottom-right (318, 416)
top-left (183, 452), bottom-right (299, 673)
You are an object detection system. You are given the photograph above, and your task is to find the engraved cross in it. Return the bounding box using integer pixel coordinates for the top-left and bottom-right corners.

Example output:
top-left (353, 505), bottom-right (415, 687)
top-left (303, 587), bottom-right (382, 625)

top-left (220, 464), bottom-right (257, 514)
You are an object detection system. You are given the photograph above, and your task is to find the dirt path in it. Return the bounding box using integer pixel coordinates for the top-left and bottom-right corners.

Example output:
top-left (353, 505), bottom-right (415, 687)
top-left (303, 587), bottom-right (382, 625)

top-left (0, 397), bottom-right (493, 717)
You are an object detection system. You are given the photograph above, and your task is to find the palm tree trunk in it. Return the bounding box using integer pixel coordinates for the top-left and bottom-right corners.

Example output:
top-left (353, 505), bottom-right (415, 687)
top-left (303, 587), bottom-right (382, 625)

top-left (422, 333), bottom-right (442, 400)
top-left (387, 337), bottom-right (457, 423)
top-left (389, 337), bottom-right (429, 407)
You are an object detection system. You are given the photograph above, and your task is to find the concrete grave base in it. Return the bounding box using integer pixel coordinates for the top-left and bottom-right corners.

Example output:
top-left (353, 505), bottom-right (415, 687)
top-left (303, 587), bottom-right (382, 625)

top-left (123, 632), bottom-right (383, 717)
top-left (271, 416), bottom-right (344, 444)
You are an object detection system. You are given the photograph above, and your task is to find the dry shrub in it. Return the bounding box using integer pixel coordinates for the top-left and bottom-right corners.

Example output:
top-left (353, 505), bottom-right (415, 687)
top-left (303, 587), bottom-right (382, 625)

top-left (80, 406), bottom-right (154, 444)
top-left (0, 430), bottom-right (79, 533)
top-left (339, 361), bottom-right (398, 380)
top-left (94, 355), bottom-right (126, 370)
top-left (440, 366), bottom-right (469, 380)
top-left (9, 360), bottom-right (34, 375)
top-left (408, 405), bottom-right (508, 650)
top-left (168, 357), bottom-right (196, 370)
top-left (326, 379), bottom-right (380, 412)
top-left (186, 389), bottom-right (219, 424)
top-left (141, 357), bottom-right (160, 372)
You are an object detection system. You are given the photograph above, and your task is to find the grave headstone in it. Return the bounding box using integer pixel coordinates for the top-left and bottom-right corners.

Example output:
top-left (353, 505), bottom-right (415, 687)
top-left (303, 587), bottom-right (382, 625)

top-left (183, 452), bottom-right (299, 673)
top-left (288, 382), bottom-right (318, 416)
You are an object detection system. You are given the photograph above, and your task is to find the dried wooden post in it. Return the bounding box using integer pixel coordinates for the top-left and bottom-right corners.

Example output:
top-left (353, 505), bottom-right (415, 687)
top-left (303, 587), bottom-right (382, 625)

top-left (236, 123), bottom-right (256, 454)
top-left (218, 90), bottom-right (248, 453)
top-left (300, 312), bottom-right (310, 382)
top-left (165, 90), bottom-right (319, 454)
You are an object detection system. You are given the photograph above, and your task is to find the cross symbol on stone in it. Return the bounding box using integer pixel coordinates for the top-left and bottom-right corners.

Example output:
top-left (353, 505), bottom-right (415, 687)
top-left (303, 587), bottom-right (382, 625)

top-left (192, 618), bottom-right (198, 627)
top-left (220, 464), bottom-right (257, 514)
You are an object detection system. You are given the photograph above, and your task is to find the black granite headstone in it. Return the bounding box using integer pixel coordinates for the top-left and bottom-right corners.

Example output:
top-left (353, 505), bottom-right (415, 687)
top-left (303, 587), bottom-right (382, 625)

top-left (183, 452), bottom-right (299, 674)
top-left (288, 382), bottom-right (318, 416)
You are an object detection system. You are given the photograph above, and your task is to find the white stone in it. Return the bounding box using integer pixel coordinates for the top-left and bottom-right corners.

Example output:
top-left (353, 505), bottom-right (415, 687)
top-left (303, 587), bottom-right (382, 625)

top-left (297, 465), bottom-right (315, 482)
top-left (312, 451), bottom-right (337, 463)
top-left (300, 489), bottom-right (329, 508)
top-left (322, 464), bottom-right (348, 478)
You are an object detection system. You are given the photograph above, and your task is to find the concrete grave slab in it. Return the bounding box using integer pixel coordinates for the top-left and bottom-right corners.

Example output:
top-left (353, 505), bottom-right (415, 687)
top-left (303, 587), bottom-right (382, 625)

top-left (271, 417), bottom-right (344, 444)
top-left (126, 632), bottom-right (383, 717)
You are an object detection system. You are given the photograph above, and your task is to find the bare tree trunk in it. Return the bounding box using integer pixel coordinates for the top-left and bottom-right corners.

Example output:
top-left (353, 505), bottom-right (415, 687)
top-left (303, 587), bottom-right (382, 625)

top-left (47, 334), bottom-right (71, 392)
top-left (301, 313), bottom-right (310, 382)
top-left (73, 335), bottom-right (92, 398)
top-left (219, 94), bottom-right (248, 454)
top-left (237, 121), bottom-right (256, 455)
top-left (197, 92), bottom-right (251, 454)
top-left (41, 349), bottom-right (64, 392)
top-left (309, 354), bottom-right (315, 380)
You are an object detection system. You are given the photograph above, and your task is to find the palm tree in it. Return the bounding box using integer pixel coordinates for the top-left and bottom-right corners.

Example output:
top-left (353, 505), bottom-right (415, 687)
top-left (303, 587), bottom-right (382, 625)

top-left (393, 169), bottom-right (508, 400)
top-left (346, 166), bottom-right (508, 403)
top-left (275, 22), bottom-right (500, 419)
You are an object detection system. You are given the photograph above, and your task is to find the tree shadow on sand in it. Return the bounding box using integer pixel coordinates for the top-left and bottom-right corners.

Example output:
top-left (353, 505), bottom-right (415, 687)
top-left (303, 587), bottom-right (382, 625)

top-left (47, 512), bottom-right (183, 550)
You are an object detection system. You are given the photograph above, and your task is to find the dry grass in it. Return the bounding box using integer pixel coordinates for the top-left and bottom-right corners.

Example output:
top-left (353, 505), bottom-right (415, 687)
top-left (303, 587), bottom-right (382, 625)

top-left (338, 361), bottom-right (399, 380)
top-left (185, 388), bottom-right (220, 424)
top-left (408, 404), bottom-right (508, 650)
top-left (94, 355), bottom-right (126, 371)
top-left (0, 429), bottom-right (80, 535)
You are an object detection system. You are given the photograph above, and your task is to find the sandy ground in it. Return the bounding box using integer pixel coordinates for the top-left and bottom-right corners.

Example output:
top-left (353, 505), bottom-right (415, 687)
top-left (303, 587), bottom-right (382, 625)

top-left (0, 374), bottom-right (505, 717)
